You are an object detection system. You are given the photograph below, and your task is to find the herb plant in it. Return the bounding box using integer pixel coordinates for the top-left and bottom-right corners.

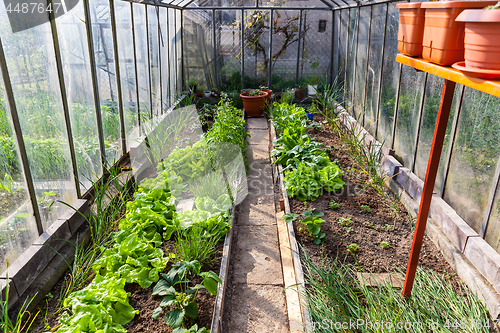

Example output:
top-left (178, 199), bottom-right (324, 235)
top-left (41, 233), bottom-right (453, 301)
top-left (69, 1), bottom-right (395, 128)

top-left (360, 205), bottom-right (371, 213)
top-left (347, 243), bottom-right (359, 254)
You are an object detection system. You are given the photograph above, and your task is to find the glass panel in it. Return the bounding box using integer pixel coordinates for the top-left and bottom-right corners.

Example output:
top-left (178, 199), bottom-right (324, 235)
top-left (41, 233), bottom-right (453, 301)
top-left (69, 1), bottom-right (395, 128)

top-left (244, 9), bottom-right (270, 88)
top-left (90, 0), bottom-right (122, 165)
top-left (133, 4), bottom-right (152, 120)
top-left (353, 6), bottom-right (369, 119)
top-left (56, 0), bottom-right (103, 191)
top-left (217, 10), bottom-right (242, 91)
top-left (159, 7), bottom-right (168, 111)
top-left (299, 10), bottom-right (332, 90)
top-left (345, 8), bottom-right (357, 107)
top-left (376, 2), bottom-right (398, 145)
top-left (485, 181), bottom-right (500, 253)
top-left (364, 4), bottom-right (385, 136)
top-left (260, 0), bottom-right (329, 7)
top-left (393, 66), bottom-right (425, 168)
top-left (176, 10), bottom-right (182, 95)
top-left (333, 10), bottom-right (339, 80)
top-left (183, 10), bottom-right (215, 92)
top-left (148, 5), bottom-right (161, 117)
top-left (413, 78), bottom-right (460, 195)
top-left (0, 74), bottom-right (38, 273)
top-left (114, 1), bottom-right (138, 151)
top-left (270, 10), bottom-right (299, 91)
top-left (444, 89), bottom-right (500, 233)
top-left (0, 1), bottom-right (78, 230)
top-left (338, 9), bottom-right (348, 101)
top-left (169, 8), bottom-right (176, 102)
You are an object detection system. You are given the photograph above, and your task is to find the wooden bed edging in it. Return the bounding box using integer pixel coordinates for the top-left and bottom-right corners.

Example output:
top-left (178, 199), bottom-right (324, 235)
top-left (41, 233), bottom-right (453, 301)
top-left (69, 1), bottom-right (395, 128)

top-left (269, 121), bottom-right (313, 333)
top-left (210, 212), bottom-right (235, 333)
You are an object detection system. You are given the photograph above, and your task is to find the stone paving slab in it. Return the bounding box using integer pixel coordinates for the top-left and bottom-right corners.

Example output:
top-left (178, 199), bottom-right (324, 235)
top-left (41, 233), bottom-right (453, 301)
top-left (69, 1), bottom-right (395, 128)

top-left (247, 129), bottom-right (270, 146)
top-left (247, 145), bottom-right (271, 165)
top-left (225, 284), bottom-right (289, 333)
top-left (238, 198), bottom-right (276, 226)
top-left (247, 117), bottom-right (269, 130)
top-left (232, 225), bottom-right (283, 285)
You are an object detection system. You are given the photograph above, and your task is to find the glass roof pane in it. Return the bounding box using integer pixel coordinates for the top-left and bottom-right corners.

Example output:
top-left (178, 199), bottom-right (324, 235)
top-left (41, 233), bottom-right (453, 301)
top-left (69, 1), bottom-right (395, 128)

top-left (187, 0), bottom-right (254, 7)
top-left (259, 0), bottom-right (331, 8)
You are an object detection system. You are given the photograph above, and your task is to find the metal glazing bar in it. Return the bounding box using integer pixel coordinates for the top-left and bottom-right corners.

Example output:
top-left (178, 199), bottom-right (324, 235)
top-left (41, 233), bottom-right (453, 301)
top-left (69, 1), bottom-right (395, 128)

top-left (295, 10), bottom-right (303, 85)
top-left (268, 9), bottom-right (274, 89)
top-left (183, 0), bottom-right (196, 7)
top-left (83, 0), bottom-right (107, 167)
top-left (145, 6), bottom-right (153, 119)
top-left (241, 9), bottom-right (245, 90)
top-left (375, 2), bottom-right (389, 140)
top-left (351, 6), bottom-right (360, 115)
top-left (213, 10), bottom-right (218, 88)
top-left (131, 3), bottom-right (142, 129)
top-left (410, 72), bottom-right (428, 173)
top-left (440, 85), bottom-right (464, 198)
top-left (361, 5), bottom-right (372, 127)
top-left (0, 37), bottom-right (43, 235)
top-left (183, 6), bottom-right (332, 10)
top-left (390, 63), bottom-right (403, 150)
top-left (48, 0), bottom-right (81, 198)
top-left (109, 0), bottom-right (127, 155)
top-left (122, 0), bottom-right (181, 9)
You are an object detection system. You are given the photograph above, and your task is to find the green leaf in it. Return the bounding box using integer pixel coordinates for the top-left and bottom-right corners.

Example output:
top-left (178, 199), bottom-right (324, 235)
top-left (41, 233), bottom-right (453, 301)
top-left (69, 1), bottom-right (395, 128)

top-left (185, 301), bottom-right (199, 319)
top-left (313, 238), bottom-right (322, 245)
top-left (312, 211), bottom-right (324, 217)
top-left (160, 295), bottom-right (176, 307)
top-left (152, 306), bottom-right (164, 319)
top-left (307, 223), bottom-right (321, 235)
top-left (203, 277), bottom-right (219, 295)
top-left (164, 308), bottom-right (186, 328)
top-left (152, 279), bottom-right (176, 296)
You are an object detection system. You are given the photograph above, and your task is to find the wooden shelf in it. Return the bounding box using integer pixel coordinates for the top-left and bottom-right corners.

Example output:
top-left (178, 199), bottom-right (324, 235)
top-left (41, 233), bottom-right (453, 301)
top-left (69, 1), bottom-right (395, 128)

top-left (396, 54), bottom-right (500, 98)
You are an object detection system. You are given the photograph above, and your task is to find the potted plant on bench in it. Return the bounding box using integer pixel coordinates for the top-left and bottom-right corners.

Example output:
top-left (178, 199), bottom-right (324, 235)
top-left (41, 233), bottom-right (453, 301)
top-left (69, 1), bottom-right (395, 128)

top-left (240, 88), bottom-right (269, 117)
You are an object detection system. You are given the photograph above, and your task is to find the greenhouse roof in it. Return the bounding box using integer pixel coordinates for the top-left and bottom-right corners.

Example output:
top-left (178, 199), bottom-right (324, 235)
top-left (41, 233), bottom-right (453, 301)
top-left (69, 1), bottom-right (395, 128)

top-left (128, 0), bottom-right (398, 11)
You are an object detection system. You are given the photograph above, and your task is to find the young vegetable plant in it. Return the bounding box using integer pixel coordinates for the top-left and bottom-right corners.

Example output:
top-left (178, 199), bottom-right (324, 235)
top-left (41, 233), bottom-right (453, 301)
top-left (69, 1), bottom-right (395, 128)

top-left (381, 224), bottom-right (394, 231)
top-left (329, 200), bottom-right (339, 210)
top-left (337, 217), bottom-right (352, 227)
top-left (347, 243), bottom-right (359, 254)
top-left (380, 241), bottom-right (391, 249)
top-left (283, 213), bottom-right (299, 224)
top-left (360, 205), bottom-right (371, 213)
top-left (299, 210), bottom-right (326, 244)
top-left (152, 260), bottom-right (221, 330)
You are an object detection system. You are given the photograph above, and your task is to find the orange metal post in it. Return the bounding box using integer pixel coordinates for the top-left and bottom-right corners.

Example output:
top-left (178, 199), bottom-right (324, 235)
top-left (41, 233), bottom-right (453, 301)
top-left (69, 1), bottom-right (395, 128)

top-left (402, 79), bottom-right (456, 297)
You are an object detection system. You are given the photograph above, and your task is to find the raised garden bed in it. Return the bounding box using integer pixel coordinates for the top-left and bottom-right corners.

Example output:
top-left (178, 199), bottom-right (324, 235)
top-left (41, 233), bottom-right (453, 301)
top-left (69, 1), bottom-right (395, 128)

top-left (268, 100), bottom-right (496, 331)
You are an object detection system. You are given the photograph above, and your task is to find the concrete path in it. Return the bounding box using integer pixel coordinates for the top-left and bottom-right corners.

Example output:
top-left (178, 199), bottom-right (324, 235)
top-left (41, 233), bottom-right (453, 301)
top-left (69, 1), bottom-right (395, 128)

top-left (223, 117), bottom-right (290, 333)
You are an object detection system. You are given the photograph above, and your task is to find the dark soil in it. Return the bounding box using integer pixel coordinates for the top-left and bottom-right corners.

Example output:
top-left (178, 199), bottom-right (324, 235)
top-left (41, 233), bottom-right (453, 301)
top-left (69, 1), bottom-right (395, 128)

top-left (288, 116), bottom-right (459, 284)
top-left (30, 232), bottom-right (224, 333)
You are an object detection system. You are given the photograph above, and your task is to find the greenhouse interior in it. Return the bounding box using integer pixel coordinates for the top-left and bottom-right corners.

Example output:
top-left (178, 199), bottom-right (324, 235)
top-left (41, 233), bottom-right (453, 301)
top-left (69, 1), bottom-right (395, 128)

top-left (1, 0), bottom-right (500, 331)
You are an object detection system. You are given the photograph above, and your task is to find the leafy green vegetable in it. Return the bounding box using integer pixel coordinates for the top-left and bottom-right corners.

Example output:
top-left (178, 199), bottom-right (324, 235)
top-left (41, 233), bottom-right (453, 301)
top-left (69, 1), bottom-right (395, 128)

top-left (58, 275), bottom-right (137, 333)
top-left (92, 231), bottom-right (169, 288)
top-left (284, 162), bottom-right (344, 202)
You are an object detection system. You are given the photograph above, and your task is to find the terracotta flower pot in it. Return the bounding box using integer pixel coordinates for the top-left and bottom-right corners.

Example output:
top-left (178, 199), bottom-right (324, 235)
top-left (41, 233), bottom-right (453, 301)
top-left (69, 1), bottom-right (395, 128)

top-left (240, 91), bottom-right (269, 117)
top-left (295, 88), bottom-right (305, 100)
top-left (456, 9), bottom-right (500, 71)
top-left (420, 1), bottom-right (497, 66)
top-left (396, 2), bottom-right (426, 57)
top-left (261, 89), bottom-right (272, 103)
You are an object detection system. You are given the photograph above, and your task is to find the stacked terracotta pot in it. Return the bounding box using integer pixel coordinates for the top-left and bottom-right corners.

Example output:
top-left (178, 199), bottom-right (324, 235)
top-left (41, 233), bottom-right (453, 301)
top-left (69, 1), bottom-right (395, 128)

top-left (397, 1), bottom-right (500, 78)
